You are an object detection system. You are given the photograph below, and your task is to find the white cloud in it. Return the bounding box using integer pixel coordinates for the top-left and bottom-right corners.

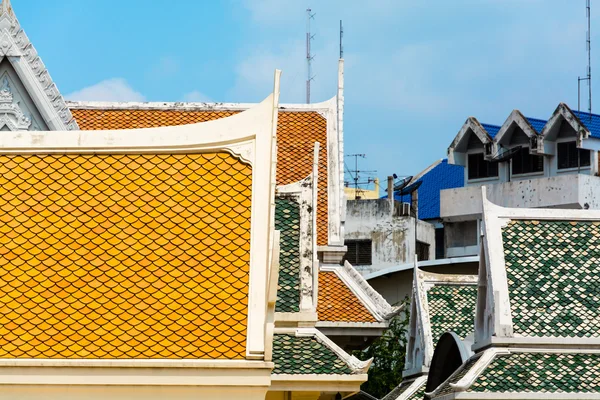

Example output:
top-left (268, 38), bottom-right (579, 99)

top-left (182, 90), bottom-right (212, 102)
top-left (66, 78), bottom-right (146, 102)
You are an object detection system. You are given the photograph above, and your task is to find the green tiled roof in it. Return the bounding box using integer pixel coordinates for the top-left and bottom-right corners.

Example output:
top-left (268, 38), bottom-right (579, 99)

top-left (428, 284), bottom-right (477, 345)
top-left (272, 334), bottom-right (352, 375)
top-left (502, 220), bottom-right (600, 338)
top-left (406, 381), bottom-right (426, 400)
top-left (274, 197), bottom-right (301, 313)
top-left (470, 353), bottom-right (600, 393)
top-left (435, 356), bottom-right (480, 397)
top-left (382, 381), bottom-right (412, 400)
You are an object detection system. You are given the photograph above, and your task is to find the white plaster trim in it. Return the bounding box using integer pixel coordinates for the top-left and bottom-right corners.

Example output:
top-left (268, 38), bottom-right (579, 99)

top-left (479, 188), bottom-right (513, 343)
top-left (540, 102), bottom-right (590, 144)
top-left (472, 336), bottom-right (600, 352)
top-left (66, 99), bottom-right (336, 112)
top-left (448, 117), bottom-right (493, 165)
top-left (336, 59), bottom-right (345, 245)
top-left (395, 376), bottom-right (428, 400)
top-left (450, 348), bottom-right (508, 392)
top-left (264, 230), bottom-right (281, 362)
top-left (315, 321), bottom-right (389, 329)
top-left (0, 2), bottom-right (78, 130)
top-left (321, 262), bottom-right (400, 321)
top-left (269, 373), bottom-right (368, 393)
top-left (294, 328), bottom-right (373, 374)
top-left (494, 109), bottom-right (540, 147)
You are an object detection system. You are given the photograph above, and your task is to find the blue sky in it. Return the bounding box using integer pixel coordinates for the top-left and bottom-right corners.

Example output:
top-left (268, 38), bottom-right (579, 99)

top-left (15, 0), bottom-right (600, 191)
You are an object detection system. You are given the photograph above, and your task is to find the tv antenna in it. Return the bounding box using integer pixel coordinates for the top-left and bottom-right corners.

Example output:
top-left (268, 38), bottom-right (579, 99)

top-left (578, 0), bottom-right (592, 120)
top-left (339, 20), bottom-right (344, 59)
top-left (346, 154), bottom-right (377, 199)
top-left (306, 8), bottom-right (316, 104)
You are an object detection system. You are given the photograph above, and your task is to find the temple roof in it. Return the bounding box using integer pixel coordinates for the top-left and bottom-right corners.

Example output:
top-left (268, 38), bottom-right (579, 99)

top-left (69, 106), bottom-right (330, 246)
top-left (0, 152), bottom-right (252, 359)
top-left (317, 271), bottom-right (378, 323)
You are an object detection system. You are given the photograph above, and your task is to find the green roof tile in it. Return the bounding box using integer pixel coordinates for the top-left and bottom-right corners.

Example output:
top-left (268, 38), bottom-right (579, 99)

top-left (406, 381), bottom-right (426, 400)
top-left (428, 284), bottom-right (477, 345)
top-left (435, 356), bottom-right (480, 397)
top-left (470, 353), bottom-right (600, 393)
top-left (274, 197), bottom-right (301, 313)
top-left (272, 334), bottom-right (352, 375)
top-left (502, 220), bottom-right (600, 338)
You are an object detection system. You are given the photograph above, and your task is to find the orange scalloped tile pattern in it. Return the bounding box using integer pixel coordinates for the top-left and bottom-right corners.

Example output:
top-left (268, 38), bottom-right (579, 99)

top-left (317, 272), bottom-right (377, 323)
top-left (70, 108), bottom-right (329, 245)
top-left (0, 153), bottom-right (252, 359)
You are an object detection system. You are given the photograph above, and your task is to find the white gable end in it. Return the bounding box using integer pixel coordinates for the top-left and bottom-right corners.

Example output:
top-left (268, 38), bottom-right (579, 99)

top-left (0, 0), bottom-right (77, 131)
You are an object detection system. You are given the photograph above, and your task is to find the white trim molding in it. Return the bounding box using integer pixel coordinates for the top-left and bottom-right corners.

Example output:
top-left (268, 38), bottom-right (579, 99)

top-left (321, 261), bottom-right (401, 322)
top-left (0, 0), bottom-right (78, 130)
top-left (448, 117), bottom-right (494, 166)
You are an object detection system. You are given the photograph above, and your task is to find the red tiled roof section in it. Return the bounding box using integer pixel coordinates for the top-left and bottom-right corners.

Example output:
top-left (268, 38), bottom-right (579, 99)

top-left (317, 271), bottom-right (377, 323)
top-left (70, 108), bottom-right (329, 245)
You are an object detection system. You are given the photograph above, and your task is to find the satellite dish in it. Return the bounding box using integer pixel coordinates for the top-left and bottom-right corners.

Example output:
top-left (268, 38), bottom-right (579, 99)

top-left (393, 176), bottom-right (413, 191)
top-left (398, 180), bottom-right (423, 196)
top-left (491, 146), bottom-right (521, 163)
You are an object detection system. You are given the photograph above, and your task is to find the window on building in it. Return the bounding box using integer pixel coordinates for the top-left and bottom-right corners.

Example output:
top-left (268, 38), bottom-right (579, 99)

top-left (557, 141), bottom-right (591, 169)
top-left (435, 228), bottom-right (445, 260)
top-left (511, 147), bottom-right (544, 175)
top-left (416, 241), bottom-right (430, 262)
top-left (343, 240), bottom-right (372, 265)
top-left (467, 153), bottom-right (498, 180)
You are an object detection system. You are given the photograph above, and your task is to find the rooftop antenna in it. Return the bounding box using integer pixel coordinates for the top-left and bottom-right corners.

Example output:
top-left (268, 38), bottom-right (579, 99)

top-left (578, 0), bottom-right (592, 120)
top-left (346, 154), bottom-right (377, 200)
top-left (306, 8), bottom-right (316, 104)
top-left (339, 20), bottom-right (344, 59)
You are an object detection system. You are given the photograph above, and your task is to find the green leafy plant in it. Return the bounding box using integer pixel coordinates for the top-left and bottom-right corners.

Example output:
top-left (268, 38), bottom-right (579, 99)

top-left (353, 297), bottom-right (410, 398)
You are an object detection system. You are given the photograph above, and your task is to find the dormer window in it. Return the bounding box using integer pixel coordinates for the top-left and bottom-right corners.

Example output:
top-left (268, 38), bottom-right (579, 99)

top-left (468, 153), bottom-right (498, 180)
top-left (512, 147), bottom-right (543, 175)
top-left (557, 141), bottom-right (590, 169)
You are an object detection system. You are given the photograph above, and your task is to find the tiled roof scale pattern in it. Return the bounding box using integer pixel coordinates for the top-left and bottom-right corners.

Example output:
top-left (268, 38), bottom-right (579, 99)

top-left (0, 153), bottom-right (251, 359)
top-left (317, 271), bottom-right (377, 323)
top-left (70, 108), bottom-right (330, 245)
top-left (406, 382), bottom-right (426, 400)
top-left (272, 334), bottom-right (352, 375)
top-left (381, 382), bottom-right (412, 400)
top-left (274, 197), bottom-right (301, 312)
top-left (470, 353), bottom-right (600, 393)
top-left (573, 110), bottom-right (600, 139)
top-left (503, 220), bottom-right (600, 338)
top-left (526, 117), bottom-right (547, 134)
top-left (428, 284), bottom-right (477, 345)
top-left (436, 356), bottom-right (480, 397)
top-left (481, 123), bottom-right (501, 139)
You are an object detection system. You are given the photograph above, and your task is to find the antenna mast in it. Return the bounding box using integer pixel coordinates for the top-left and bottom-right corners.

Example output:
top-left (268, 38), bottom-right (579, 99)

top-left (306, 8), bottom-right (316, 104)
top-left (579, 0), bottom-right (592, 119)
top-left (339, 20), bottom-right (344, 59)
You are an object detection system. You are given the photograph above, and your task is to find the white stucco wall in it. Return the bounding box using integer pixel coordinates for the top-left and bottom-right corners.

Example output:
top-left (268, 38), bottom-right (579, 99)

top-left (345, 199), bottom-right (435, 276)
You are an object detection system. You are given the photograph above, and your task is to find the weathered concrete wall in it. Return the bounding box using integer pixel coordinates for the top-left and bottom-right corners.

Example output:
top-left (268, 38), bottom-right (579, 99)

top-left (441, 174), bottom-right (600, 222)
top-left (345, 199), bottom-right (435, 276)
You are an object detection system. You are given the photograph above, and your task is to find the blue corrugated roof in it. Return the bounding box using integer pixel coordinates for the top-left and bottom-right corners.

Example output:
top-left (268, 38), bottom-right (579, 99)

top-left (481, 123), bottom-right (501, 139)
top-left (526, 117), bottom-right (546, 134)
top-left (386, 159), bottom-right (464, 221)
top-left (573, 110), bottom-right (600, 139)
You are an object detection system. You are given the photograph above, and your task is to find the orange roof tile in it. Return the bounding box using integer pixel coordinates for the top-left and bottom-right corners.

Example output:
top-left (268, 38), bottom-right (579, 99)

top-left (70, 108), bottom-right (329, 245)
top-left (317, 272), bottom-right (377, 323)
top-left (0, 153), bottom-right (251, 359)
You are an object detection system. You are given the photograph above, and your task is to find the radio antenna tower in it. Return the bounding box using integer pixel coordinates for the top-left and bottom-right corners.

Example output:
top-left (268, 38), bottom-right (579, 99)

top-left (578, 0), bottom-right (592, 120)
top-left (306, 8), bottom-right (316, 104)
top-left (339, 20), bottom-right (344, 59)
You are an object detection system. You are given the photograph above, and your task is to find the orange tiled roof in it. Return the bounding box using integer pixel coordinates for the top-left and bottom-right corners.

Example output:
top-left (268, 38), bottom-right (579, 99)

top-left (317, 272), bottom-right (377, 323)
top-left (70, 108), bottom-right (329, 245)
top-left (0, 153), bottom-right (251, 359)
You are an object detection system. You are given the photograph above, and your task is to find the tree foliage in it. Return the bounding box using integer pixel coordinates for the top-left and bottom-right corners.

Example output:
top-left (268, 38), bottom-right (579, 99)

top-left (353, 297), bottom-right (410, 398)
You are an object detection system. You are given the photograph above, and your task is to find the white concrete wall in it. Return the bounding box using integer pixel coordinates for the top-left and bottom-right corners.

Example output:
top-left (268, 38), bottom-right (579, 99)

top-left (441, 174), bottom-right (600, 222)
top-left (345, 199), bottom-right (435, 276)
